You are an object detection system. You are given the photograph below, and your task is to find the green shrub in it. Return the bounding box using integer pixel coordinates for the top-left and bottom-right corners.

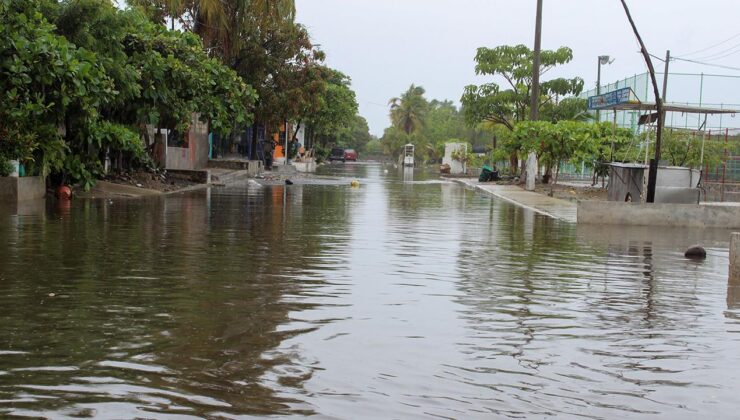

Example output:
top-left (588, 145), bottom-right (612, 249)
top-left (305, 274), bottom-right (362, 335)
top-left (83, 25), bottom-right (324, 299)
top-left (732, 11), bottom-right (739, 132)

top-left (0, 157), bottom-right (14, 177)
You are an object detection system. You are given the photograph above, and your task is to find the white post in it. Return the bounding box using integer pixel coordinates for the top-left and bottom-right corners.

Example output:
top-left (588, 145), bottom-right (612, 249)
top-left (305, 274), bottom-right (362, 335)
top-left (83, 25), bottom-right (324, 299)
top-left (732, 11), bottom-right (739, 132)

top-left (731, 233), bottom-right (740, 281)
top-left (526, 153), bottom-right (537, 191)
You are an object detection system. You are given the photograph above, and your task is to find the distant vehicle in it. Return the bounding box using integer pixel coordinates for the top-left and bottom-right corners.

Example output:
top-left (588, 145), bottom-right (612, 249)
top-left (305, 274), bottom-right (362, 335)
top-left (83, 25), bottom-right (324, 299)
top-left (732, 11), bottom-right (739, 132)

top-left (344, 149), bottom-right (358, 161)
top-left (329, 147), bottom-right (345, 162)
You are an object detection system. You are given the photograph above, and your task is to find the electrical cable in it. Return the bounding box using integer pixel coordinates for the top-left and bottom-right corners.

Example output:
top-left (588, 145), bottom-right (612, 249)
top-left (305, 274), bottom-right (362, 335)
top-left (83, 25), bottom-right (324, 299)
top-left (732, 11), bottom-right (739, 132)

top-left (678, 31), bottom-right (740, 57)
top-left (694, 44), bottom-right (740, 62)
top-left (687, 42), bottom-right (740, 61)
top-left (671, 57), bottom-right (740, 72)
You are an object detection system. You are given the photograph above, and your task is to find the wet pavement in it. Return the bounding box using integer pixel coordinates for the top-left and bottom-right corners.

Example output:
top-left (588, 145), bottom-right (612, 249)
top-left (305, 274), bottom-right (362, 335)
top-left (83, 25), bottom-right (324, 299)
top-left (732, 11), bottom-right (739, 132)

top-left (0, 163), bottom-right (738, 418)
top-left (456, 179), bottom-right (578, 222)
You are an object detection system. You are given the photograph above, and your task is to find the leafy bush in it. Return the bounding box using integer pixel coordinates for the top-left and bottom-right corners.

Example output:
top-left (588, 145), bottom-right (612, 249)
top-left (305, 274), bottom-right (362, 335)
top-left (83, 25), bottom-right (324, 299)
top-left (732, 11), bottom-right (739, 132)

top-left (0, 0), bottom-right (257, 188)
top-left (0, 157), bottom-right (14, 177)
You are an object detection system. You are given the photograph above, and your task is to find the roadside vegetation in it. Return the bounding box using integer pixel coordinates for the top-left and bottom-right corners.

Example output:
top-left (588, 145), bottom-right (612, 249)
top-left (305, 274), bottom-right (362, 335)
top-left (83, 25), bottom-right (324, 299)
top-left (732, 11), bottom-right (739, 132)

top-left (0, 0), bottom-right (368, 188)
top-left (379, 43), bottom-right (732, 183)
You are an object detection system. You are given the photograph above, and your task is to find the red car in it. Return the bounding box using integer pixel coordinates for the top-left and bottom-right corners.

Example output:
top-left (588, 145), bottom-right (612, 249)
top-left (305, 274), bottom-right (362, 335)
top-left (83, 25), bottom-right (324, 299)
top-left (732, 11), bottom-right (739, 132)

top-left (344, 149), bottom-right (358, 161)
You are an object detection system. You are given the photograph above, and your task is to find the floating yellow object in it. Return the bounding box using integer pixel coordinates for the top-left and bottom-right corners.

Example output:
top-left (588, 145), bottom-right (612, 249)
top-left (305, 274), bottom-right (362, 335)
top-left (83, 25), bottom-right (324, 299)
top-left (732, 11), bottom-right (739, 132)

top-left (350, 180), bottom-right (360, 187)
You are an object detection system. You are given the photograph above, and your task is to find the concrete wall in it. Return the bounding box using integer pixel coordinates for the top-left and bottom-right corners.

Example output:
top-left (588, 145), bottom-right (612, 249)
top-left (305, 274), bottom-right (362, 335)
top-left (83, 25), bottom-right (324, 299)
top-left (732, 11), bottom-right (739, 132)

top-left (0, 176), bottom-right (46, 202)
top-left (442, 143), bottom-right (467, 175)
top-left (578, 201), bottom-right (740, 228)
top-left (731, 233), bottom-right (740, 281)
top-left (608, 165), bottom-right (701, 203)
top-left (162, 115), bottom-right (210, 171)
top-left (292, 161), bottom-right (316, 173)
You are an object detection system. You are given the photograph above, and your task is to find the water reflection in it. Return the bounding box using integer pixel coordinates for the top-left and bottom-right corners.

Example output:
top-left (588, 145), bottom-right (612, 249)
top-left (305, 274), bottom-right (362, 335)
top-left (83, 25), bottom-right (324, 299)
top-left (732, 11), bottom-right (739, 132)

top-left (0, 163), bottom-right (737, 418)
top-left (0, 181), bottom-right (356, 417)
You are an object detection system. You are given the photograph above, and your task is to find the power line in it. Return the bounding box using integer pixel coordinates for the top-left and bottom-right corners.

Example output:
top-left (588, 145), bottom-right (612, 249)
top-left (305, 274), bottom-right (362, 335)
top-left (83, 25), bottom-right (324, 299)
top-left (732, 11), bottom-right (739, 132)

top-left (697, 44), bottom-right (740, 62)
top-left (672, 57), bottom-right (740, 72)
top-left (689, 42), bottom-right (740, 61)
top-left (648, 53), bottom-right (665, 62)
top-left (678, 31), bottom-right (740, 57)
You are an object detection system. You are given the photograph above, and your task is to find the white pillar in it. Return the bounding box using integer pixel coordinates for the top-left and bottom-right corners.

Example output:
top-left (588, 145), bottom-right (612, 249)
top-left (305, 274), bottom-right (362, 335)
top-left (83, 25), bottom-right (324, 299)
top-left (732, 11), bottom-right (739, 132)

top-left (731, 233), bottom-right (740, 281)
top-left (525, 152), bottom-right (537, 191)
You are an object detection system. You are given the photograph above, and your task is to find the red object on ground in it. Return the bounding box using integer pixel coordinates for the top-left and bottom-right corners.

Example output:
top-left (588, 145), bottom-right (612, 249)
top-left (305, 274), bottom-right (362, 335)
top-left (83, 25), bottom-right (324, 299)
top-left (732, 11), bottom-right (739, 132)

top-left (56, 185), bottom-right (72, 200)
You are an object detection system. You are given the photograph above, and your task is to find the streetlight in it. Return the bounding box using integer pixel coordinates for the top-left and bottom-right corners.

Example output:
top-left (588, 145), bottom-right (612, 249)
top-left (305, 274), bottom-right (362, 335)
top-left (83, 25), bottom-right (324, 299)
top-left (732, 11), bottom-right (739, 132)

top-left (596, 55), bottom-right (614, 122)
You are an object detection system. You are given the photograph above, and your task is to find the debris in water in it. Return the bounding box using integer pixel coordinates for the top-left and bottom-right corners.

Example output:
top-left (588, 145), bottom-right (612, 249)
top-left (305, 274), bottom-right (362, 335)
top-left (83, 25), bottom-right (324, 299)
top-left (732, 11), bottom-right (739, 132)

top-left (685, 246), bottom-right (707, 259)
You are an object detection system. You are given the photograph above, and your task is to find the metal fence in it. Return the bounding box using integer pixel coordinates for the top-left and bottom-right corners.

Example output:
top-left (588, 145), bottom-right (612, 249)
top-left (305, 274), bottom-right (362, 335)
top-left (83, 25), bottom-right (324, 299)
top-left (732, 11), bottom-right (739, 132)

top-left (580, 71), bottom-right (740, 133)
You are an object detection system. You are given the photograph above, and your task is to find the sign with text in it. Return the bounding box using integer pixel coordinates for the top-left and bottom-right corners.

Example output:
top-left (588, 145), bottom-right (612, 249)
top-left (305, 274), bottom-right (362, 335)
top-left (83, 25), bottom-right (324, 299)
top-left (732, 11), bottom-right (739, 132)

top-left (588, 87), bottom-right (639, 110)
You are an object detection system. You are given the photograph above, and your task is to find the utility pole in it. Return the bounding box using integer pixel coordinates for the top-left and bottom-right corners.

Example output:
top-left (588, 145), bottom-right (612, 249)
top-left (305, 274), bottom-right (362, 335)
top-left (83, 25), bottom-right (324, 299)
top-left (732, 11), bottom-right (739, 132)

top-left (595, 55), bottom-right (614, 122)
top-left (530, 0), bottom-right (543, 122)
top-left (620, 0), bottom-right (664, 203)
top-left (661, 50), bottom-right (670, 104)
top-left (596, 57), bottom-right (602, 122)
top-left (526, 0), bottom-right (543, 191)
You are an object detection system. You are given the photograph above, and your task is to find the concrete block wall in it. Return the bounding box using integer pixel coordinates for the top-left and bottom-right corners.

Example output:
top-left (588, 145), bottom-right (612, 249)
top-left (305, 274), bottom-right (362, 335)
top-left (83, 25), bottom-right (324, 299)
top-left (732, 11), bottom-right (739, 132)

top-left (0, 176), bottom-right (46, 202)
top-left (578, 201), bottom-right (740, 228)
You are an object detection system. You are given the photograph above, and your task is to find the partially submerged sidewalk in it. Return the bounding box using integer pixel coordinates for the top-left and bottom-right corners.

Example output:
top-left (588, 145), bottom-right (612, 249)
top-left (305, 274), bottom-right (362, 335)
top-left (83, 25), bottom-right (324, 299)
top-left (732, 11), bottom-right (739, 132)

top-left (454, 179), bottom-right (577, 223)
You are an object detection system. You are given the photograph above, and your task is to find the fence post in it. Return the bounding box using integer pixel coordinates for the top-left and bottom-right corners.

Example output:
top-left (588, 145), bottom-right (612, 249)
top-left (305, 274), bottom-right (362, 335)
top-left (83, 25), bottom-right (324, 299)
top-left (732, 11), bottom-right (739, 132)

top-left (722, 128), bottom-right (728, 202)
top-left (731, 233), bottom-right (740, 281)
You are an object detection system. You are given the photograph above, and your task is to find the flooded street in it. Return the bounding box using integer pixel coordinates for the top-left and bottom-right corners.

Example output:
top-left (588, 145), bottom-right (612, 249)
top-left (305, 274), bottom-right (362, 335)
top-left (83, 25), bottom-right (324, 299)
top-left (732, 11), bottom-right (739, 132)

top-left (0, 163), bottom-right (738, 419)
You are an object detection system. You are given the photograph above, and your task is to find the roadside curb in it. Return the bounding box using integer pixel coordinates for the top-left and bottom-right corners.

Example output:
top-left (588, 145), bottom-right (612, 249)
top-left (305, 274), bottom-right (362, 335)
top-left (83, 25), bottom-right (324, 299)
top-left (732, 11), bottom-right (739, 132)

top-left (452, 178), bottom-right (577, 223)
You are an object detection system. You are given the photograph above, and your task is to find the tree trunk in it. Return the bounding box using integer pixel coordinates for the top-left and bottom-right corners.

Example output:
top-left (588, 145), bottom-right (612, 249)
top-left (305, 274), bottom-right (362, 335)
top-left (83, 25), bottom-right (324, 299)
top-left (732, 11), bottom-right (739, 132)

top-left (510, 153), bottom-right (519, 175)
top-left (251, 121), bottom-right (259, 160)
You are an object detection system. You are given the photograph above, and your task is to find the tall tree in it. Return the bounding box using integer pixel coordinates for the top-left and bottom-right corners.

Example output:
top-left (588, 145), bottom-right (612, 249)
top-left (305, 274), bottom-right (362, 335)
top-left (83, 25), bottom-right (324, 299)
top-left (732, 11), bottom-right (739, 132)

top-left (461, 44), bottom-right (584, 172)
top-left (389, 84), bottom-right (428, 135)
top-left (461, 44), bottom-right (583, 130)
top-left (306, 69), bottom-right (359, 148)
top-left (129, 0), bottom-right (296, 62)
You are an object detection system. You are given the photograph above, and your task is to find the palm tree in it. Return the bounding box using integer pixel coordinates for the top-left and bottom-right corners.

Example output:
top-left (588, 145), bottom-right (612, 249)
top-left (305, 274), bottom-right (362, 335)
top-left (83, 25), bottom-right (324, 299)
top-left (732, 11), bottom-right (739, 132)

top-left (157, 0), bottom-right (295, 61)
top-left (388, 84), bottom-right (428, 135)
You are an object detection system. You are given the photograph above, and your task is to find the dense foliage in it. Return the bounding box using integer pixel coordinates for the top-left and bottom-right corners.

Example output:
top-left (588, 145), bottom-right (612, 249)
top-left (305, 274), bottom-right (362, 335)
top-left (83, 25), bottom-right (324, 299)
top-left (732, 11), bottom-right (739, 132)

top-left (382, 86), bottom-right (494, 163)
top-left (0, 0), bottom-right (256, 188)
top-left (137, 0), bottom-right (368, 155)
top-left (460, 44), bottom-right (585, 173)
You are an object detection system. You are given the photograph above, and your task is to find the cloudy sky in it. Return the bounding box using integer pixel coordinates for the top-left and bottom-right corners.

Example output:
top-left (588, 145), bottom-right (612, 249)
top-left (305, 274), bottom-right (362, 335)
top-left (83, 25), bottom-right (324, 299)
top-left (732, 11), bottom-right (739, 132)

top-left (295, 0), bottom-right (740, 136)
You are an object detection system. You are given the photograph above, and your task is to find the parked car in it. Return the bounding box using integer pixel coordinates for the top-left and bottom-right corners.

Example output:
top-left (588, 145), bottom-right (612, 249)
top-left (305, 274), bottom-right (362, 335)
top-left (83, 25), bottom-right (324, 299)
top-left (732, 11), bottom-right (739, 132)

top-left (329, 147), bottom-right (345, 162)
top-left (344, 149), bottom-right (358, 162)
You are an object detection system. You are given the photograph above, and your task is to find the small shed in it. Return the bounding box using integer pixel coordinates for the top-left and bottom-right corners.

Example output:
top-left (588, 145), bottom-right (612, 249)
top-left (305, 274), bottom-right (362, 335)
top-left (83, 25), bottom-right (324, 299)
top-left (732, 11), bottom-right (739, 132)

top-left (609, 163), bottom-right (701, 203)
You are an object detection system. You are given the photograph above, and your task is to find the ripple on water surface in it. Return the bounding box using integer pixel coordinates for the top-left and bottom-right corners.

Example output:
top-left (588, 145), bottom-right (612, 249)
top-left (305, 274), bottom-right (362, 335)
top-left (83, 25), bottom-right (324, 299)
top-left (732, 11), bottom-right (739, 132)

top-left (0, 163), bottom-right (737, 418)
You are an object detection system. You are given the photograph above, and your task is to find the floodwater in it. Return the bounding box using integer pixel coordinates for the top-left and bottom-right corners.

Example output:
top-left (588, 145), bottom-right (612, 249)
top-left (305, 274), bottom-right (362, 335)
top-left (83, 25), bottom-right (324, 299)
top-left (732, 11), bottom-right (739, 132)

top-left (0, 163), bottom-right (738, 419)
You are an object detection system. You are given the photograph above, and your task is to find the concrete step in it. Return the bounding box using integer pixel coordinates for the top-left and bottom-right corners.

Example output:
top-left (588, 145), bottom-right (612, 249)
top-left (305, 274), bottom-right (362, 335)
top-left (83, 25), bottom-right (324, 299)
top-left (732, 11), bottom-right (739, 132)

top-left (208, 159), bottom-right (263, 174)
top-left (211, 169), bottom-right (251, 184)
top-left (272, 164), bottom-right (297, 175)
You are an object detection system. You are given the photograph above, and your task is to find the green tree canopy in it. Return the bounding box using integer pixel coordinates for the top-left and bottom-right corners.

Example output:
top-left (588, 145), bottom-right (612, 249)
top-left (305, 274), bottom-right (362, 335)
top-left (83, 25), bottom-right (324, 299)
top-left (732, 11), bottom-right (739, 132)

top-left (461, 44), bottom-right (584, 130)
top-left (389, 84), bottom-right (428, 135)
top-left (305, 68), bottom-right (358, 147)
top-left (1, 0), bottom-right (256, 189)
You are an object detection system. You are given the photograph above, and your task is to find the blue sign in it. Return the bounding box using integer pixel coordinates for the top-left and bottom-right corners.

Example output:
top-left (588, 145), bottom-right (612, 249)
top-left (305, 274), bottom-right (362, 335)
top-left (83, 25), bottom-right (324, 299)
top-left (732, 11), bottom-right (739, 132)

top-left (588, 87), bottom-right (638, 110)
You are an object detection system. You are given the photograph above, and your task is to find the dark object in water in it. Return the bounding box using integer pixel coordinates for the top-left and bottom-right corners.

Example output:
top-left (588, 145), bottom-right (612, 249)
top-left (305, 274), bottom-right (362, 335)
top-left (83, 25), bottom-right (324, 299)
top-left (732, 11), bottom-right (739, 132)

top-left (285, 179), bottom-right (294, 185)
top-left (684, 246), bottom-right (706, 259)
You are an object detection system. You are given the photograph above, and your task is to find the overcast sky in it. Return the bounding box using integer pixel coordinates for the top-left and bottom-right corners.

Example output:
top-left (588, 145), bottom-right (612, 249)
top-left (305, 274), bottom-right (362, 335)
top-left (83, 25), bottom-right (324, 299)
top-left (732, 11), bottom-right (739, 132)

top-left (295, 0), bottom-right (740, 136)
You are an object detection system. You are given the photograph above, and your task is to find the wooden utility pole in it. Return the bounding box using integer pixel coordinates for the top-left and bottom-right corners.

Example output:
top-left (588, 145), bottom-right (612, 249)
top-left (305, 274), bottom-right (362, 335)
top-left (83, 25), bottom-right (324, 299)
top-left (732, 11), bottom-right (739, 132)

top-left (661, 50), bottom-right (670, 104)
top-left (619, 0), bottom-right (664, 203)
top-left (530, 0), bottom-right (543, 121)
top-left (526, 0), bottom-right (543, 191)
